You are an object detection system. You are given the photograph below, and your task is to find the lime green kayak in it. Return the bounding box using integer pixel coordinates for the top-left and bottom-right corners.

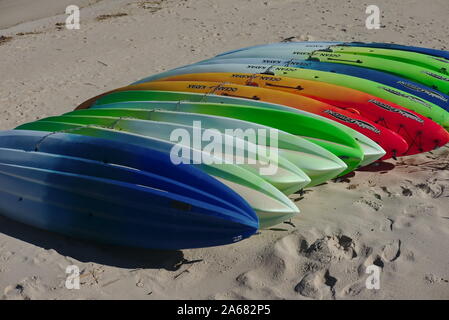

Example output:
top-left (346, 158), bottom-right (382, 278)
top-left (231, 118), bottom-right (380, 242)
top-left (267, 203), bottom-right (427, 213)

top-left (16, 120), bottom-right (300, 228)
top-left (310, 50), bottom-right (449, 96)
top-left (64, 108), bottom-right (349, 186)
top-left (328, 46), bottom-right (449, 73)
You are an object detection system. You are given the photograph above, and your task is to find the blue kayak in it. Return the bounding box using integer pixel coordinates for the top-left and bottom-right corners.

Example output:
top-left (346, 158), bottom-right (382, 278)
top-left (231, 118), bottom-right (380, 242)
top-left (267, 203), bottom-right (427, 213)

top-left (214, 41), bottom-right (449, 60)
top-left (346, 42), bottom-right (449, 60)
top-left (0, 130), bottom-right (258, 249)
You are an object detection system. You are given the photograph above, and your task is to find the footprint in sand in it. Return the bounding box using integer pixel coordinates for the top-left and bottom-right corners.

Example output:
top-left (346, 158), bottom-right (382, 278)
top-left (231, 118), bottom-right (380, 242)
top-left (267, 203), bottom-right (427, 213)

top-left (415, 182), bottom-right (444, 198)
top-left (361, 253), bottom-right (384, 274)
top-left (2, 276), bottom-right (44, 300)
top-left (401, 186), bottom-right (413, 197)
top-left (380, 186), bottom-right (393, 197)
top-left (233, 271), bottom-right (280, 299)
top-left (301, 235), bottom-right (357, 264)
top-left (381, 240), bottom-right (401, 262)
top-left (400, 179), bottom-right (448, 199)
top-left (341, 281), bottom-right (366, 297)
top-left (0, 250), bottom-right (15, 262)
top-left (294, 269), bottom-right (335, 300)
top-left (403, 249), bottom-right (415, 262)
top-left (354, 198), bottom-right (383, 212)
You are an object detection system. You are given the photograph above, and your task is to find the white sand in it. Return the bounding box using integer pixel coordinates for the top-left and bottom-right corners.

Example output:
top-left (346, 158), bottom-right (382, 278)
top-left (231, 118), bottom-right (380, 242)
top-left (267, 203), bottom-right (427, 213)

top-left (0, 0), bottom-right (104, 30)
top-left (0, 0), bottom-right (448, 300)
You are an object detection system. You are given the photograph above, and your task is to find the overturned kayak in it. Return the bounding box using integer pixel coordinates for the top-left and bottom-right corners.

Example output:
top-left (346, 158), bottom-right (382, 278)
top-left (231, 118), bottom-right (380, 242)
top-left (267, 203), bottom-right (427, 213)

top-left (28, 114), bottom-right (311, 194)
top-left (208, 41), bottom-right (449, 69)
top-left (65, 107), bottom-right (348, 187)
top-left (5, 40), bottom-right (448, 251)
top-left (340, 42), bottom-right (449, 60)
top-left (83, 90), bottom-right (384, 167)
top-left (144, 62), bottom-right (449, 130)
top-left (16, 122), bottom-right (299, 228)
top-left (309, 50), bottom-right (449, 95)
top-left (190, 57), bottom-right (449, 113)
top-left (76, 89), bottom-right (368, 174)
top-left (153, 41), bottom-right (449, 93)
top-left (103, 81), bottom-right (406, 160)
top-left (155, 72), bottom-right (449, 156)
top-left (320, 46), bottom-right (449, 73)
top-left (0, 130), bottom-right (258, 249)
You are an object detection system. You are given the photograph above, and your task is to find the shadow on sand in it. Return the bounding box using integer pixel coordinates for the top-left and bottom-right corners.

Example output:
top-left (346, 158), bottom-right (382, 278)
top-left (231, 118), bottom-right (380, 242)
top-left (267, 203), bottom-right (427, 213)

top-left (356, 161), bottom-right (396, 173)
top-left (0, 214), bottom-right (187, 271)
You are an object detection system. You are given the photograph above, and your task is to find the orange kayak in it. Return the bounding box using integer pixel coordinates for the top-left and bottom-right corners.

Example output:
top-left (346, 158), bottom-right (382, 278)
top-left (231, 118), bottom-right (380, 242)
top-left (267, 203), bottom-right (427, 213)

top-left (77, 81), bottom-right (408, 160)
top-left (156, 72), bottom-right (449, 156)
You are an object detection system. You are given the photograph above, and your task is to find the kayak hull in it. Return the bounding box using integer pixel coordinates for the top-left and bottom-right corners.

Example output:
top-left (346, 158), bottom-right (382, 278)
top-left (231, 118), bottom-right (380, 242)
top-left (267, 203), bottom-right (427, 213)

top-left (0, 131), bottom-right (259, 249)
top-left (65, 107), bottom-right (348, 187)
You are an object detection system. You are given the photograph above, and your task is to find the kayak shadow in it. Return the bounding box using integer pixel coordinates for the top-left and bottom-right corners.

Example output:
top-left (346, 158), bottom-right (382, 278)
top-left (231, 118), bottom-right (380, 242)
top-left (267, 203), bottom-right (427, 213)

top-left (0, 214), bottom-right (186, 271)
top-left (329, 161), bottom-right (396, 183)
top-left (356, 161), bottom-right (396, 172)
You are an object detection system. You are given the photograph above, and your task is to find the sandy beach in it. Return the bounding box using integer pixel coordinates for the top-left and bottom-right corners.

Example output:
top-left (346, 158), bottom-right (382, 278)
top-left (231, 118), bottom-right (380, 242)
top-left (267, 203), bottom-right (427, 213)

top-left (0, 0), bottom-right (448, 300)
top-left (0, 0), bottom-right (105, 30)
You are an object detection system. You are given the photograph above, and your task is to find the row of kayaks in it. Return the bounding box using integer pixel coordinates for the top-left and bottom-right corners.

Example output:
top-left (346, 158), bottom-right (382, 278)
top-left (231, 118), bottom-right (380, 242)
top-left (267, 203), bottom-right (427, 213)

top-left (1, 41), bottom-right (449, 249)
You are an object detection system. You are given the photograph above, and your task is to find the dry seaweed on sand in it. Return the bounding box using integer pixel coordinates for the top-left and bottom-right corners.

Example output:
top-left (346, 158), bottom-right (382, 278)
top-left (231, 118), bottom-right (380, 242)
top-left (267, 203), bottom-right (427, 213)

top-left (16, 31), bottom-right (43, 36)
top-left (0, 35), bottom-right (13, 45)
top-left (96, 13), bottom-right (128, 21)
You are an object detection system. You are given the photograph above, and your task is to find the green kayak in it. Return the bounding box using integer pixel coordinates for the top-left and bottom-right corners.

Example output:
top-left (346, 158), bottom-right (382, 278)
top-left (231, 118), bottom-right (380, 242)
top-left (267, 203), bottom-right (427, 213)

top-left (65, 108), bottom-right (349, 186)
top-left (86, 94), bottom-right (366, 175)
